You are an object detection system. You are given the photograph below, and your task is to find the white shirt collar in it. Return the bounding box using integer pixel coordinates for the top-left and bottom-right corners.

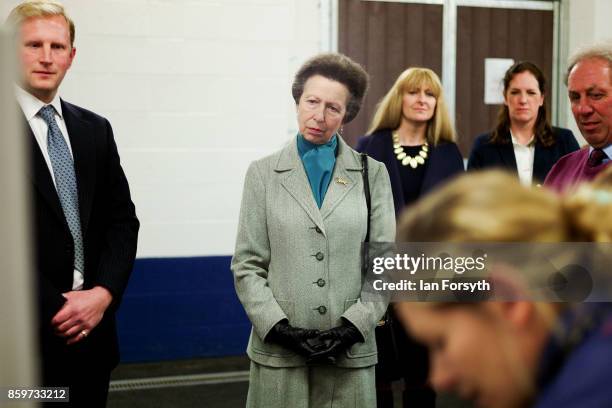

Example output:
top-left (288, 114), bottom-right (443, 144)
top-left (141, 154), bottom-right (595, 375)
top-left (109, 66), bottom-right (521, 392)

top-left (510, 130), bottom-right (534, 147)
top-left (15, 85), bottom-right (63, 121)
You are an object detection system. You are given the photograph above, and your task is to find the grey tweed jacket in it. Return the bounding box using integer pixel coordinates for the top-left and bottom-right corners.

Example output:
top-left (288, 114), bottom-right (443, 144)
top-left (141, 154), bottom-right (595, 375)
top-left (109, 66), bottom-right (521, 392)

top-left (231, 136), bottom-right (395, 368)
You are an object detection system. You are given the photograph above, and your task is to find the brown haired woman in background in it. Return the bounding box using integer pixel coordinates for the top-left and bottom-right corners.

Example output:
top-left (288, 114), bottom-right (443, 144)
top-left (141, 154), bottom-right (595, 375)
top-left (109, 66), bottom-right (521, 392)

top-left (468, 61), bottom-right (579, 186)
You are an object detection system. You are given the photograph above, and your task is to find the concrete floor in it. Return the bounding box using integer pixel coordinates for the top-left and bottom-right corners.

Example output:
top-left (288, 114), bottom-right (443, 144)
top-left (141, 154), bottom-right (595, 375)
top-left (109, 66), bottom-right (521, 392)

top-left (107, 356), bottom-right (472, 408)
top-left (108, 382), bottom-right (248, 408)
top-left (108, 356), bottom-right (249, 408)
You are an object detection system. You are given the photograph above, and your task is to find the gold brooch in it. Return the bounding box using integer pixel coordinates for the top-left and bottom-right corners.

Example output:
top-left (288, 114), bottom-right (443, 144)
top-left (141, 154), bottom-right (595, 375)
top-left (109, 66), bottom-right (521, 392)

top-left (336, 177), bottom-right (348, 185)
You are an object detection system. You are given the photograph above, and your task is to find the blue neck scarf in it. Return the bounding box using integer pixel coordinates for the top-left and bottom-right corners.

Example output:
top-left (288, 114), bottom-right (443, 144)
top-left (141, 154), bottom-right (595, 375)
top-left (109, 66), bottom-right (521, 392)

top-left (297, 134), bottom-right (338, 208)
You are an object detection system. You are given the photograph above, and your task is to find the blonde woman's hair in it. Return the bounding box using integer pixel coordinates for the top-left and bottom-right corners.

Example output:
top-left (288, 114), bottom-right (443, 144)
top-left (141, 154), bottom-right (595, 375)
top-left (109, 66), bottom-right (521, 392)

top-left (394, 171), bottom-right (611, 404)
top-left (367, 67), bottom-right (455, 146)
top-left (564, 166), bottom-right (612, 242)
top-left (397, 170), bottom-right (612, 243)
top-left (5, 1), bottom-right (75, 47)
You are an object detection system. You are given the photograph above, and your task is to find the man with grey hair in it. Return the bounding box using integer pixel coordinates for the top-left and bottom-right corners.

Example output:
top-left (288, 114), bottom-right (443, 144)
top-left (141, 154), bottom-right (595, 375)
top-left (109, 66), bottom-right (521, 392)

top-left (545, 42), bottom-right (612, 192)
top-left (6, 1), bottom-right (139, 406)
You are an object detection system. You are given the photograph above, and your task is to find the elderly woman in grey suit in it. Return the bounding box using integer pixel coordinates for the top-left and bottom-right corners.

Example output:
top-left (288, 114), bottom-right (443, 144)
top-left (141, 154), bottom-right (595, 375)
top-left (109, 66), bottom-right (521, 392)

top-left (231, 53), bottom-right (396, 407)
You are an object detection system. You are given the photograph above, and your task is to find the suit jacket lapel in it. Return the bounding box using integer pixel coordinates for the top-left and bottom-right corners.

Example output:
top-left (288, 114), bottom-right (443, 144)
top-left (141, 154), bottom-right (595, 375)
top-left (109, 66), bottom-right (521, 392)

top-left (276, 140), bottom-right (326, 233)
top-left (381, 131), bottom-right (406, 214)
top-left (364, 130), bottom-right (404, 215)
top-left (61, 100), bottom-right (96, 235)
top-left (26, 118), bottom-right (67, 224)
top-left (421, 144), bottom-right (438, 195)
top-left (532, 143), bottom-right (548, 182)
top-left (320, 137), bottom-right (359, 220)
top-left (497, 131), bottom-right (518, 174)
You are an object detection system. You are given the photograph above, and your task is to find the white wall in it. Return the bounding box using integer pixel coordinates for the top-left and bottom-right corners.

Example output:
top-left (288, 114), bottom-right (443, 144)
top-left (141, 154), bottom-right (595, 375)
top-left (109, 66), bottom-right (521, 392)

top-left (568, 0), bottom-right (612, 51)
top-left (2, 0), bottom-right (324, 258)
top-left (4, 0), bottom-right (610, 258)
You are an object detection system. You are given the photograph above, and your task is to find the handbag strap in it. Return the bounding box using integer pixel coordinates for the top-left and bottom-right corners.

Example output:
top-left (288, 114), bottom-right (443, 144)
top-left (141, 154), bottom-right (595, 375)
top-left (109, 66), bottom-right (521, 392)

top-left (361, 153), bottom-right (371, 243)
top-left (361, 154), bottom-right (393, 330)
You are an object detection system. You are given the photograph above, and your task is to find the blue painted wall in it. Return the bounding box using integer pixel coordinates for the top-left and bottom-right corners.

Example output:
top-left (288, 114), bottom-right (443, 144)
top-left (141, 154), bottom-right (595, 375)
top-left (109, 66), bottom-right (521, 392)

top-left (116, 256), bottom-right (251, 362)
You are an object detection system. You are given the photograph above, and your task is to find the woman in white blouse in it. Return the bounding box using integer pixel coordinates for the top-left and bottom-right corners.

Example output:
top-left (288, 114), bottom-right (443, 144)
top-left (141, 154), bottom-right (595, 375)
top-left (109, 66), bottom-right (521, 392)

top-left (468, 61), bottom-right (579, 186)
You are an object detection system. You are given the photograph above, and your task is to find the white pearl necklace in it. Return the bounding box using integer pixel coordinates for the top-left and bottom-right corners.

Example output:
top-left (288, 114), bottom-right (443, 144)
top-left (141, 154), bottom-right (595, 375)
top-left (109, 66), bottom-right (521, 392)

top-left (392, 130), bottom-right (429, 168)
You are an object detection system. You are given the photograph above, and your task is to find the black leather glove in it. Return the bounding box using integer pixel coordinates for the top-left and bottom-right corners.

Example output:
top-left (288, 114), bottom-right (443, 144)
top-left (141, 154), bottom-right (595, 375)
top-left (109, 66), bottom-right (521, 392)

top-left (306, 320), bottom-right (364, 364)
top-left (266, 320), bottom-right (322, 357)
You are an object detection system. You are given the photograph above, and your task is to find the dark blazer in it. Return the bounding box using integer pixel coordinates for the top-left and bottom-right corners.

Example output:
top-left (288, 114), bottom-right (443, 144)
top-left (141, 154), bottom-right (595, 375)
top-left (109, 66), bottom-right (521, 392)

top-left (356, 128), bottom-right (465, 215)
top-left (467, 127), bottom-right (579, 183)
top-left (27, 99), bottom-right (139, 379)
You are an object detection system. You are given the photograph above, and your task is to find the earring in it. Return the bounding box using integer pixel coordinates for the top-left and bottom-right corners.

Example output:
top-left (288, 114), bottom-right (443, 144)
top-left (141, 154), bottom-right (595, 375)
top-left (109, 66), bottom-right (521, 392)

top-left (338, 126), bottom-right (344, 136)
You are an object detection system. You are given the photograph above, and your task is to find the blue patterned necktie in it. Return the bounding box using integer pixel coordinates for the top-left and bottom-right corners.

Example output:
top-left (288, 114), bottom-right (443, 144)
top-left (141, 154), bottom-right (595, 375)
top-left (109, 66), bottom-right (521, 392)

top-left (38, 105), bottom-right (85, 273)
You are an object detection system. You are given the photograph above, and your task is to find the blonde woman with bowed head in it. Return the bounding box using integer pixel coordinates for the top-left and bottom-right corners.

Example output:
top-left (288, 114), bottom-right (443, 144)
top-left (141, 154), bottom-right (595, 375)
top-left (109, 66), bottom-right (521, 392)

top-left (231, 53), bottom-right (395, 408)
top-left (468, 61), bottom-right (579, 186)
top-left (394, 170), bottom-right (612, 408)
top-left (356, 67), bottom-right (464, 407)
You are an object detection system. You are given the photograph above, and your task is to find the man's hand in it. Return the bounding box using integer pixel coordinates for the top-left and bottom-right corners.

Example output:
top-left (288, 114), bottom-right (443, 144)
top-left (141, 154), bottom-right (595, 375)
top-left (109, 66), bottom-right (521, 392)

top-left (51, 286), bottom-right (113, 345)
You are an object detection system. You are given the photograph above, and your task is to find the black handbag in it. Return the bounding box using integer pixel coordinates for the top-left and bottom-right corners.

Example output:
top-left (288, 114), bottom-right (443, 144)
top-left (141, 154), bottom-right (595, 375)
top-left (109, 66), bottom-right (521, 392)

top-left (361, 153), bottom-right (402, 380)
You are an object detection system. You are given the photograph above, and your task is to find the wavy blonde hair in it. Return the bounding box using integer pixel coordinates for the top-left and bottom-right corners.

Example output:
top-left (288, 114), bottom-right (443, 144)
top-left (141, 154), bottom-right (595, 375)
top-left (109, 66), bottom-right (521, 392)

top-left (397, 170), bottom-right (612, 243)
top-left (565, 166), bottom-right (612, 242)
top-left (367, 67), bottom-right (455, 146)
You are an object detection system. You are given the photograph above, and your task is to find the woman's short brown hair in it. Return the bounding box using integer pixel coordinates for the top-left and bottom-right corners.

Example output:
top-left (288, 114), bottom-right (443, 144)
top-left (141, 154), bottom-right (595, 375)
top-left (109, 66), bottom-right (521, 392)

top-left (291, 53), bottom-right (369, 124)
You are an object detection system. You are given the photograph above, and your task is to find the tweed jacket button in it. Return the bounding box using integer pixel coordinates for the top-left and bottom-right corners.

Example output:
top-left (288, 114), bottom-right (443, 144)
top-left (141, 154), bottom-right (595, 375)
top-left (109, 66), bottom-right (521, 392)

top-left (315, 226), bottom-right (322, 234)
top-left (317, 305), bottom-right (327, 315)
top-left (315, 252), bottom-right (324, 261)
top-left (316, 278), bottom-right (326, 287)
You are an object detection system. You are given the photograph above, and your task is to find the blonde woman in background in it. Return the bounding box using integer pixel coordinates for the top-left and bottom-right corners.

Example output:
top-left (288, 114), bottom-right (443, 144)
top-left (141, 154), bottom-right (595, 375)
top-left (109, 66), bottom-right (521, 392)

top-left (357, 67), bottom-right (464, 214)
top-left (356, 67), bottom-right (464, 407)
top-left (394, 170), bottom-right (612, 408)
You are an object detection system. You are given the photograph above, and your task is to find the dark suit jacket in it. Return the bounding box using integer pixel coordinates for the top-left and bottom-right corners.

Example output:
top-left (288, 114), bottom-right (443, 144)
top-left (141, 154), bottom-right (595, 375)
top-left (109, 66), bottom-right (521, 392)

top-left (356, 129), bottom-right (465, 215)
top-left (27, 99), bottom-right (139, 377)
top-left (467, 127), bottom-right (579, 183)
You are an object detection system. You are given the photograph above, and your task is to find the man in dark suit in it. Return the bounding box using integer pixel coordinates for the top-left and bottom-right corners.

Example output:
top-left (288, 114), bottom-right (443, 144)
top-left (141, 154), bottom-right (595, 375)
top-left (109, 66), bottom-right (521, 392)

top-left (6, 1), bottom-right (139, 406)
